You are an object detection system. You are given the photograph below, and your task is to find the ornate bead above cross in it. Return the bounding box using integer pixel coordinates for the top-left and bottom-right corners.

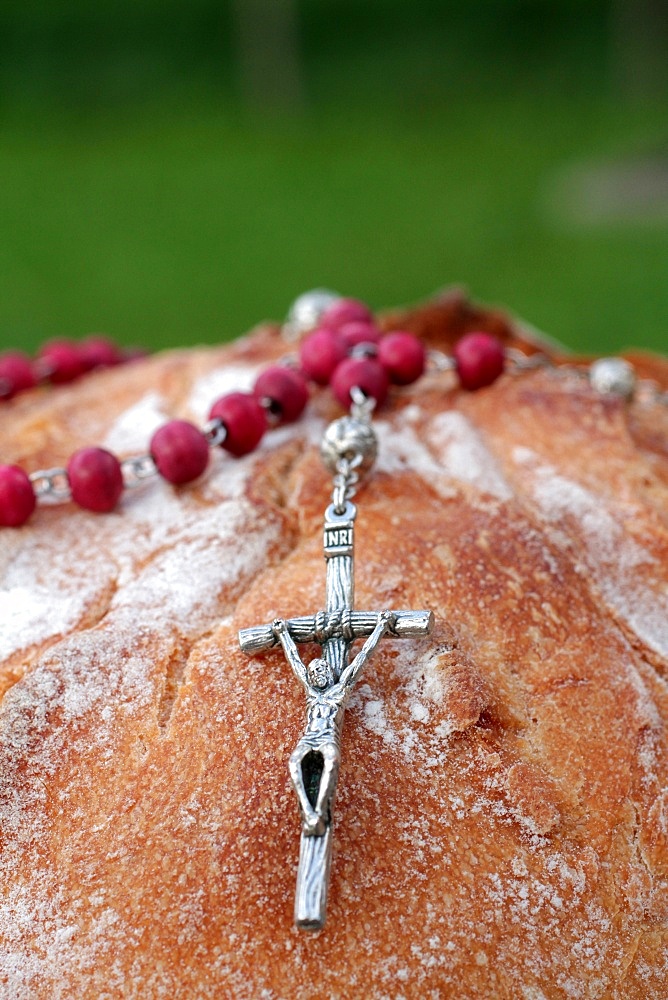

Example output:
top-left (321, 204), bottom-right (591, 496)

top-left (239, 409), bottom-right (434, 931)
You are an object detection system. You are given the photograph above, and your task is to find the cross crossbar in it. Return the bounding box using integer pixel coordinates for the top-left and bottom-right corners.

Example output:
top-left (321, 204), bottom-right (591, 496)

top-left (238, 609), bottom-right (433, 656)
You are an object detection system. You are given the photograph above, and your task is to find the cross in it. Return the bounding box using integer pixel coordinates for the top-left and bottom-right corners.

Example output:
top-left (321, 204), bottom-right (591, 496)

top-left (239, 499), bottom-right (433, 930)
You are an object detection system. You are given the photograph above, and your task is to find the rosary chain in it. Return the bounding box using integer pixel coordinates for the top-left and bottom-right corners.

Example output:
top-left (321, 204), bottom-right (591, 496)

top-left (29, 467), bottom-right (72, 504)
top-left (203, 417), bottom-right (228, 447)
top-left (349, 385), bottom-right (376, 423)
top-left (428, 344), bottom-right (668, 403)
top-left (504, 348), bottom-right (554, 373)
top-left (426, 349), bottom-right (456, 374)
top-left (10, 328), bottom-right (668, 523)
top-left (332, 455), bottom-right (362, 513)
top-left (121, 454), bottom-right (158, 489)
top-left (327, 385), bottom-right (377, 514)
top-left (26, 419), bottom-right (229, 508)
top-left (428, 347), bottom-right (556, 377)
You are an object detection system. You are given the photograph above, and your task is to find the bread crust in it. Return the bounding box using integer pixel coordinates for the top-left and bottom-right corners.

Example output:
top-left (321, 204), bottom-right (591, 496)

top-left (0, 296), bottom-right (666, 998)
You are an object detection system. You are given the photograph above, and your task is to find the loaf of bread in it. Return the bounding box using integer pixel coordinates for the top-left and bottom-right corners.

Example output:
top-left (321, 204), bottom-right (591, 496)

top-left (1, 294), bottom-right (667, 998)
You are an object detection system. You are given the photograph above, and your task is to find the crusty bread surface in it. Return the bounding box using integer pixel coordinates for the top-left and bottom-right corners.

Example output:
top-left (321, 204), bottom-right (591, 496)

top-left (0, 296), bottom-right (667, 999)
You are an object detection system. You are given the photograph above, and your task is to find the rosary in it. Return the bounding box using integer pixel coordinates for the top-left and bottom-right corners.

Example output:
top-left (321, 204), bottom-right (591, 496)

top-left (0, 289), bottom-right (657, 930)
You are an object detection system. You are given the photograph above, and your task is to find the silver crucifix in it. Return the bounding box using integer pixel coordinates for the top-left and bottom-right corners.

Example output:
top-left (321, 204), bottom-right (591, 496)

top-left (239, 412), bottom-right (433, 930)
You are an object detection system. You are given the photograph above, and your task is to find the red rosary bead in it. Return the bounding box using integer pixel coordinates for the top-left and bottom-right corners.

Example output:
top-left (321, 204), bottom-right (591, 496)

top-left (299, 328), bottom-right (347, 386)
top-left (330, 357), bottom-right (389, 408)
top-left (378, 331), bottom-right (426, 385)
top-left (320, 297), bottom-right (373, 330)
top-left (0, 465), bottom-right (36, 527)
top-left (80, 335), bottom-right (123, 371)
top-left (338, 321), bottom-right (382, 350)
top-left (0, 351), bottom-right (37, 399)
top-left (67, 447), bottom-right (124, 513)
top-left (150, 420), bottom-right (210, 485)
top-left (38, 339), bottom-right (86, 384)
top-left (254, 365), bottom-right (309, 424)
top-left (209, 392), bottom-right (268, 457)
top-left (454, 331), bottom-right (506, 391)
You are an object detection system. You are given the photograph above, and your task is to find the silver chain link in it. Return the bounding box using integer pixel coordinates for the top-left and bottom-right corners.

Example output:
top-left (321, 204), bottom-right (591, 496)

top-left (29, 467), bottom-right (72, 504)
top-left (256, 398), bottom-right (282, 426)
top-left (349, 342), bottom-right (379, 360)
top-left (121, 454), bottom-right (157, 489)
top-left (555, 363), bottom-right (592, 382)
top-left (203, 418), bottom-right (227, 447)
top-left (504, 347), bottom-right (555, 374)
top-left (349, 385), bottom-right (376, 423)
top-left (331, 454), bottom-right (363, 513)
top-left (427, 349), bottom-right (456, 373)
top-left (328, 386), bottom-right (376, 513)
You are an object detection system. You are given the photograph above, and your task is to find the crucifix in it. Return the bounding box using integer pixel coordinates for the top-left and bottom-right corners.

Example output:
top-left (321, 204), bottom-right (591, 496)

top-left (239, 413), bottom-right (433, 930)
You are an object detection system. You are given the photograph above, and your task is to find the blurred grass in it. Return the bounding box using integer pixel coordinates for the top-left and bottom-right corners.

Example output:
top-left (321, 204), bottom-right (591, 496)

top-left (0, 2), bottom-right (667, 356)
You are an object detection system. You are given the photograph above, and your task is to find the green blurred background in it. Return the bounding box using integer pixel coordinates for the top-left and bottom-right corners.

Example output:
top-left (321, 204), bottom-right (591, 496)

top-left (1, 0), bottom-right (667, 355)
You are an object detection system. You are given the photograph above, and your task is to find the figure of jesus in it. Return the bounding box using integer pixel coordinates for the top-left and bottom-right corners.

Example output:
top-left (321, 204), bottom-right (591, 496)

top-left (271, 610), bottom-right (396, 837)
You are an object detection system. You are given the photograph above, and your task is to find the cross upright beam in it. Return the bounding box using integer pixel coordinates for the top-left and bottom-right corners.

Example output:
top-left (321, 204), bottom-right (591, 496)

top-left (322, 501), bottom-right (356, 681)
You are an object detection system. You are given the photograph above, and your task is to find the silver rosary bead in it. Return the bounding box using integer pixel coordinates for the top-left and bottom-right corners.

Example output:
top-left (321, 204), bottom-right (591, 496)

top-left (320, 416), bottom-right (378, 478)
top-left (282, 289), bottom-right (341, 342)
top-left (589, 357), bottom-right (636, 399)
